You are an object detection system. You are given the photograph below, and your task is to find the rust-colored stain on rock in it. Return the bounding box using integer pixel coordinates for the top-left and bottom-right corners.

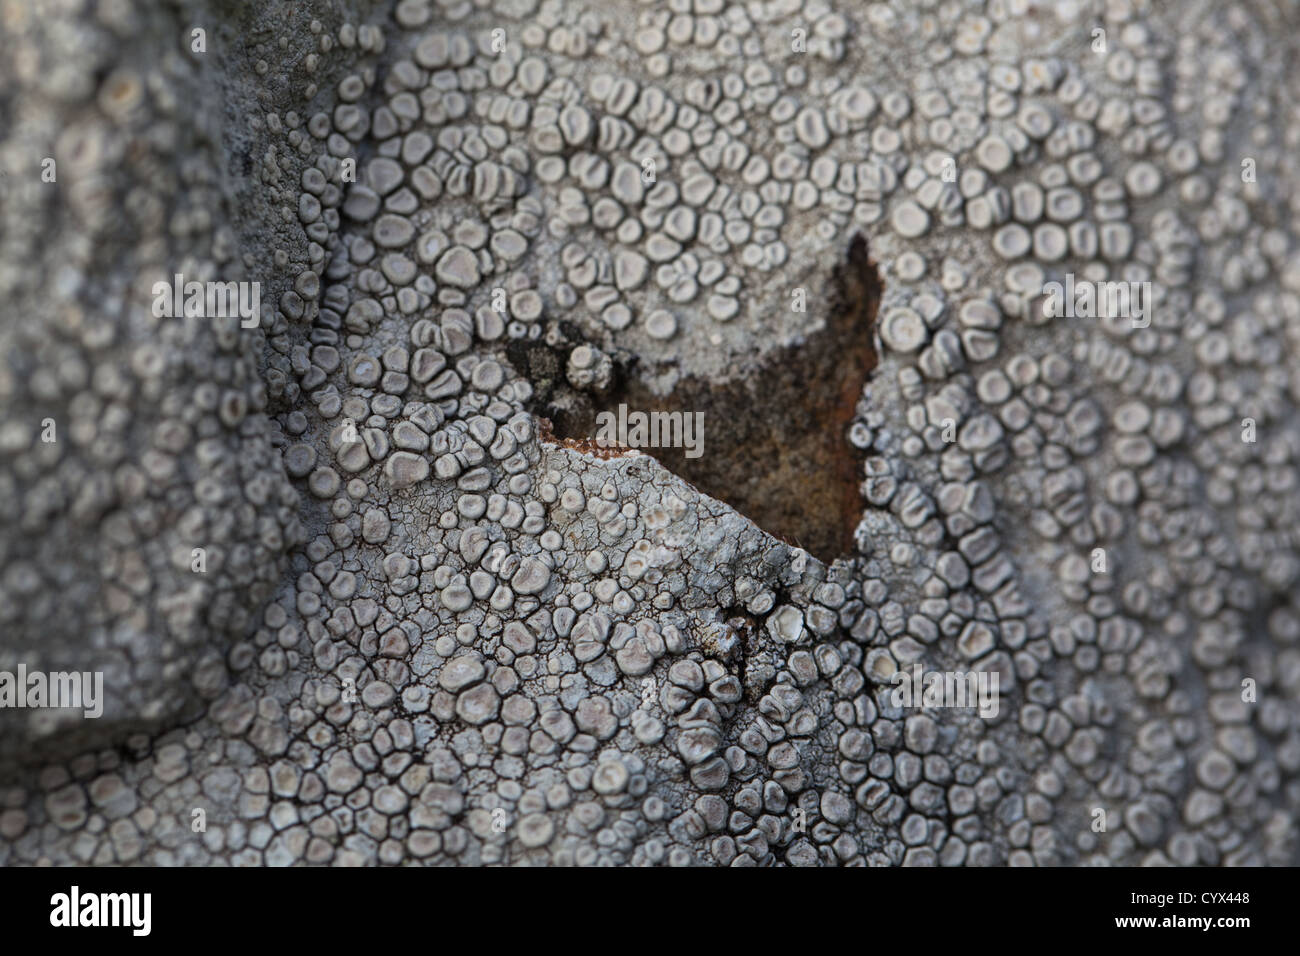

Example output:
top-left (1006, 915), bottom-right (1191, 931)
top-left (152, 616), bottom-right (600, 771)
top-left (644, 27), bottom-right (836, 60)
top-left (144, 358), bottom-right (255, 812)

top-left (543, 234), bottom-right (882, 564)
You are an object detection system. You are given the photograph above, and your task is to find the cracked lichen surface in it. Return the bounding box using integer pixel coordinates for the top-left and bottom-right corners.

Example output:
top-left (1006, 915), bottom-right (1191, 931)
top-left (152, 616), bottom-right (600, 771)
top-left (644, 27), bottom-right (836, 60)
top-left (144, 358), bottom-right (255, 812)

top-left (1, 0), bottom-right (1299, 865)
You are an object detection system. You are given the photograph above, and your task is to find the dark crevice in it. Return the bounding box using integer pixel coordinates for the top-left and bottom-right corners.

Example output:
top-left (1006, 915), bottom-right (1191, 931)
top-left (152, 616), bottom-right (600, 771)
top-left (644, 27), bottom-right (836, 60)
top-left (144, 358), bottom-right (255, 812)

top-left (523, 234), bottom-right (882, 564)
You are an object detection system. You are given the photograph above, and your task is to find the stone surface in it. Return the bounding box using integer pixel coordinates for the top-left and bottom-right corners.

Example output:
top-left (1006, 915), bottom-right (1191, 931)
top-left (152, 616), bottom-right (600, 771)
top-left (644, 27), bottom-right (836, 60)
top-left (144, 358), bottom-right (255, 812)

top-left (0, 0), bottom-right (1297, 870)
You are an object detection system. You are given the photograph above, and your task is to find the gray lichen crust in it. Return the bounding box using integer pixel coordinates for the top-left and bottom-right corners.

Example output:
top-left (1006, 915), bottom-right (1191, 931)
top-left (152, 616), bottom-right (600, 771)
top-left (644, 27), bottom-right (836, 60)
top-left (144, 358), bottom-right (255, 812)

top-left (0, 0), bottom-right (1298, 866)
top-left (0, 1), bottom-right (303, 764)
